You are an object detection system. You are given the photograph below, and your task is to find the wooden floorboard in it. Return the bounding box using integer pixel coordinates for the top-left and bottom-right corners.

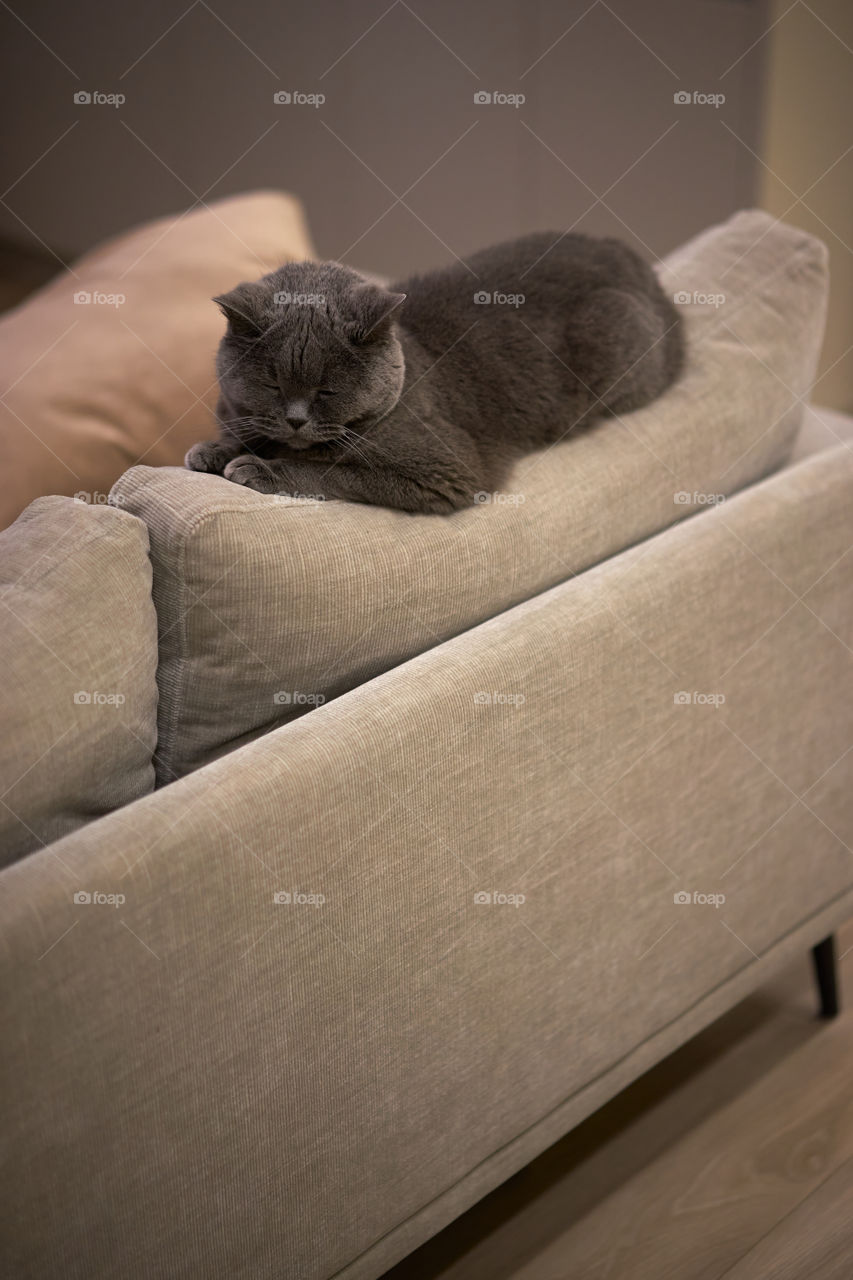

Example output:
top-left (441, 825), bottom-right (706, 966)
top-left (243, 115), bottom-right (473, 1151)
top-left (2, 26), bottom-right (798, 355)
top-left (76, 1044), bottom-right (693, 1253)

top-left (384, 920), bottom-right (853, 1280)
top-left (720, 1156), bottom-right (853, 1280)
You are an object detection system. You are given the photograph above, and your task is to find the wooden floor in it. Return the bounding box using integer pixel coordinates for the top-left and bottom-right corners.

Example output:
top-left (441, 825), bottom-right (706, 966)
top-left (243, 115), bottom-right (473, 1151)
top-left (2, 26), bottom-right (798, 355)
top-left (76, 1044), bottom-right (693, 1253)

top-left (384, 921), bottom-right (853, 1280)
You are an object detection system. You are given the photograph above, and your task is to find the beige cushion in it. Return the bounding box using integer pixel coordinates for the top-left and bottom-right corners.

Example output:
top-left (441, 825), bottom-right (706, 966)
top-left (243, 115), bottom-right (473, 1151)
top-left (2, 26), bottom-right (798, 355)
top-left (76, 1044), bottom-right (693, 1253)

top-left (0, 496), bottom-right (159, 865)
top-left (111, 209), bottom-right (830, 784)
top-left (0, 192), bottom-right (314, 531)
top-left (791, 403), bottom-right (853, 461)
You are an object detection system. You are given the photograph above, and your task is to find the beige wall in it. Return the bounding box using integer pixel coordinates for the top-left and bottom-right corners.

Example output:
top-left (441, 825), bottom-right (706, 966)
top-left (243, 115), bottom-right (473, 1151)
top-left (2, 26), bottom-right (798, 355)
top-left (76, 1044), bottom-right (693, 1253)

top-left (759, 0), bottom-right (853, 412)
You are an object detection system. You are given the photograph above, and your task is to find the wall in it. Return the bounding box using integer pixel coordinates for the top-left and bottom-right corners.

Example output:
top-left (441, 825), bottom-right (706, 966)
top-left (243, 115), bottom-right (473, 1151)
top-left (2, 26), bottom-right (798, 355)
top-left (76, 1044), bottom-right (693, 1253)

top-left (1, 0), bottom-right (768, 276)
top-left (758, 0), bottom-right (853, 412)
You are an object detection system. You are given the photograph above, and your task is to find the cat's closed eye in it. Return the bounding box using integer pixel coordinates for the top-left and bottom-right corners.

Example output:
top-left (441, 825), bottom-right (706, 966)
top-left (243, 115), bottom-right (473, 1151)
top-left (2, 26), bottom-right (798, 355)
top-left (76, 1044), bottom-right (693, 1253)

top-left (315, 389), bottom-right (337, 398)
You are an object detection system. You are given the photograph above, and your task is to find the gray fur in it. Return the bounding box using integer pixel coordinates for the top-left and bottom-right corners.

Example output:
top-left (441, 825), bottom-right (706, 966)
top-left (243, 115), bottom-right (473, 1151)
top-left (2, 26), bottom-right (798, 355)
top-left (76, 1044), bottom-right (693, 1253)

top-left (186, 233), bottom-right (684, 513)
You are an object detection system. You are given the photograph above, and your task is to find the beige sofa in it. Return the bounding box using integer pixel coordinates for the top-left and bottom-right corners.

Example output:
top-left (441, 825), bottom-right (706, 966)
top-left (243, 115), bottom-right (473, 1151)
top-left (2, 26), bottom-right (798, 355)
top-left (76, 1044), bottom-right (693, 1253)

top-left (2, 198), bottom-right (852, 1279)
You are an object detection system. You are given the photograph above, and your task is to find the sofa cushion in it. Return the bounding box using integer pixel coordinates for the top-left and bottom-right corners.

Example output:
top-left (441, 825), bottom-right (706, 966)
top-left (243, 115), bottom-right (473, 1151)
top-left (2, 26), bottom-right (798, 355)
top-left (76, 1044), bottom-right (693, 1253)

top-left (0, 191), bottom-right (314, 531)
top-left (791, 404), bottom-right (853, 462)
top-left (0, 496), bottom-right (159, 865)
top-left (111, 209), bottom-right (829, 784)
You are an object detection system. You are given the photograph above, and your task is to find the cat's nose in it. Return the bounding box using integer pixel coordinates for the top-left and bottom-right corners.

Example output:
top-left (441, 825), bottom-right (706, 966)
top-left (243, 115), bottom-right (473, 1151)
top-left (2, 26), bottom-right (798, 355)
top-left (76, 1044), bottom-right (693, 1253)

top-left (284, 400), bottom-right (310, 430)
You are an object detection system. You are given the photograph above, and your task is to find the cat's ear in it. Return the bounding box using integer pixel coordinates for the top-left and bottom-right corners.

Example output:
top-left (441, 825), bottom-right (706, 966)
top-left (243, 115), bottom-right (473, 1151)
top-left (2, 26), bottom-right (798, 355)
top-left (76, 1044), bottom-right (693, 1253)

top-left (346, 286), bottom-right (406, 344)
top-left (213, 284), bottom-right (265, 338)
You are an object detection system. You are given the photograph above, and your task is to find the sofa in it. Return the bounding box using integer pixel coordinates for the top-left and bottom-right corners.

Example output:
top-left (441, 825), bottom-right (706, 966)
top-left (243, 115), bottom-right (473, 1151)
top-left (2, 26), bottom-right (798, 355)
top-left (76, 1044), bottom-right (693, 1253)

top-left (2, 197), bottom-right (852, 1280)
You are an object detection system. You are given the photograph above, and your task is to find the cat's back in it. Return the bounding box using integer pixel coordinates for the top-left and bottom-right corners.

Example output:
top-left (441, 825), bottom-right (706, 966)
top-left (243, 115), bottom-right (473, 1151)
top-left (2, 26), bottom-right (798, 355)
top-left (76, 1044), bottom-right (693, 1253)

top-left (395, 231), bottom-right (656, 345)
top-left (469, 231), bottom-right (659, 297)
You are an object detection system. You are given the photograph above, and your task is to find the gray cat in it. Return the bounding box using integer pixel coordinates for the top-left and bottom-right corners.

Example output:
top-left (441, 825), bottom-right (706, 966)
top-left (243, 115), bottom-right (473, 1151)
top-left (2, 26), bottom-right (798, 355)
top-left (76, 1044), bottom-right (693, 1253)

top-left (186, 233), bottom-right (684, 513)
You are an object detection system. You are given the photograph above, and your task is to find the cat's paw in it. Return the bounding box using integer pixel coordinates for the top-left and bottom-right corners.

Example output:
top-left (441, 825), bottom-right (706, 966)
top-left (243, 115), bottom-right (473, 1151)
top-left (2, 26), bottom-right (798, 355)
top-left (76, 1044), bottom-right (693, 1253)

top-left (184, 440), bottom-right (233, 474)
top-left (223, 456), bottom-right (280, 493)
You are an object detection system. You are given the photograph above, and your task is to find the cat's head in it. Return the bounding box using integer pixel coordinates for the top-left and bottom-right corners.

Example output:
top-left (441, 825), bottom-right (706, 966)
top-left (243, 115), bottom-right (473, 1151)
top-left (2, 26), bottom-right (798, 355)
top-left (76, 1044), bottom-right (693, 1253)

top-left (213, 261), bottom-right (406, 449)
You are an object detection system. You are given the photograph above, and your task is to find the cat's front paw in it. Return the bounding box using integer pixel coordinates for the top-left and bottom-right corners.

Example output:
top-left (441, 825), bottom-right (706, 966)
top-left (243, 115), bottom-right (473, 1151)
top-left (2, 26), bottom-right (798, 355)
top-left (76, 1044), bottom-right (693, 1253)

top-left (223, 455), bottom-right (281, 493)
top-left (185, 440), bottom-right (233, 474)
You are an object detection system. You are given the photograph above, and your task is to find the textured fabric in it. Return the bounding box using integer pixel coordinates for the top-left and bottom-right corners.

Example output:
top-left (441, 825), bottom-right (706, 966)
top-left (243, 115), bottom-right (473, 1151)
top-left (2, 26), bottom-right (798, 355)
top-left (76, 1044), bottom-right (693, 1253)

top-left (0, 496), bottom-right (159, 866)
top-left (791, 403), bottom-right (853, 461)
top-left (0, 192), bottom-right (314, 530)
top-left (111, 209), bottom-right (830, 783)
top-left (3, 444), bottom-right (852, 1279)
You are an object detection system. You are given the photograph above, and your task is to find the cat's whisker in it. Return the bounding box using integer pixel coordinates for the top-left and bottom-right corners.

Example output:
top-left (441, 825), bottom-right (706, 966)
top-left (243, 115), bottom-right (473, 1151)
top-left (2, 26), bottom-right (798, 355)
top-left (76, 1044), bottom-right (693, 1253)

top-left (337, 429), bottom-right (386, 470)
top-left (335, 437), bottom-right (373, 469)
top-left (339, 426), bottom-right (386, 456)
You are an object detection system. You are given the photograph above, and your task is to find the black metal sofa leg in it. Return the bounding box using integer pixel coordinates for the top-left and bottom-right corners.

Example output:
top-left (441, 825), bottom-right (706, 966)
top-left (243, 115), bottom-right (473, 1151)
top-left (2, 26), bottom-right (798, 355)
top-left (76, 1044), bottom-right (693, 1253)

top-left (812, 934), bottom-right (840, 1019)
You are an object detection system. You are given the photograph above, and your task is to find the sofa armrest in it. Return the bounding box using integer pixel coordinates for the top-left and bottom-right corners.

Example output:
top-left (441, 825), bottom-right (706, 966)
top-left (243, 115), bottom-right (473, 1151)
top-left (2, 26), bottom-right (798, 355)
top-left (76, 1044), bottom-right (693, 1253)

top-left (3, 446), bottom-right (853, 1280)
